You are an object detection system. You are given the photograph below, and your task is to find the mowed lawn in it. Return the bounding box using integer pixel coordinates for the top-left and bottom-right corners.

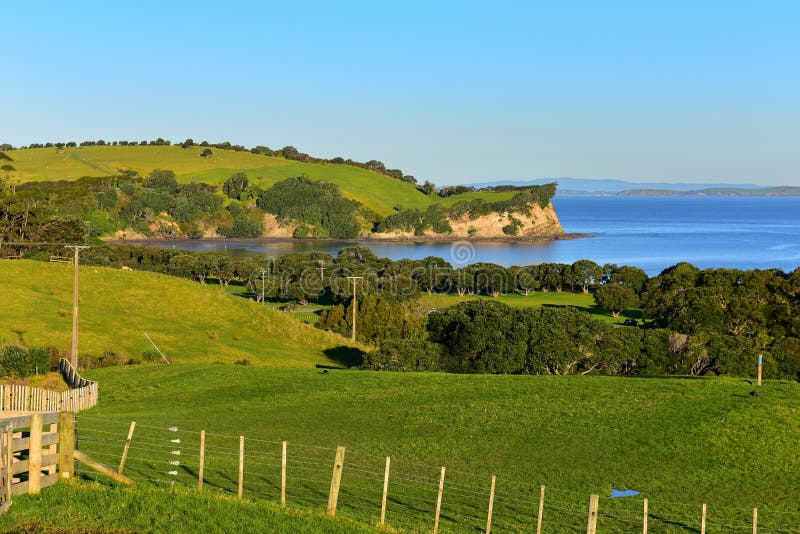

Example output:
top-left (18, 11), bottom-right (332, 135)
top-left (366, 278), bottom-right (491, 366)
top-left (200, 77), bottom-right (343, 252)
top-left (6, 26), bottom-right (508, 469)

top-left (7, 146), bottom-right (519, 217)
top-left (0, 260), bottom-right (364, 367)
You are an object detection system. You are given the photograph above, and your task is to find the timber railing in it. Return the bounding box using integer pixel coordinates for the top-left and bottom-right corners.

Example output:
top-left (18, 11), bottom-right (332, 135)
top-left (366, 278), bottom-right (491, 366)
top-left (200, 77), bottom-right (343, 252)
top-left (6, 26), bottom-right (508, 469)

top-left (0, 411), bottom-right (76, 515)
top-left (0, 359), bottom-right (98, 413)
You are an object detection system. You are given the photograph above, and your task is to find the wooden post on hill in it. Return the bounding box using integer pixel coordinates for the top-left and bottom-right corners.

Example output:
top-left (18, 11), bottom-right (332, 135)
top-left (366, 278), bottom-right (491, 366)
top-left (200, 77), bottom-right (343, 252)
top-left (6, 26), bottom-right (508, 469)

top-left (643, 497), bottom-right (648, 534)
top-left (700, 503), bottom-right (707, 534)
top-left (433, 466), bottom-right (446, 533)
top-left (281, 441), bottom-right (287, 507)
top-left (586, 494), bottom-right (599, 534)
top-left (752, 507), bottom-right (758, 534)
top-left (118, 421), bottom-right (136, 475)
top-left (28, 413), bottom-right (42, 494)
top-left (380, 456), bottom-right (390, 525)
top-left (58, 412), bottom-right (75, 480)
top-left (757, 354), bottom-right (763, 386)
top-left (198, 430), bottom-right (205, 491)
top-left (326, 446), bottom-right (346, 516)
top-left (486, 475), bottom-right (496, 534)
top-left (536, 485), bottom-right (545, 534)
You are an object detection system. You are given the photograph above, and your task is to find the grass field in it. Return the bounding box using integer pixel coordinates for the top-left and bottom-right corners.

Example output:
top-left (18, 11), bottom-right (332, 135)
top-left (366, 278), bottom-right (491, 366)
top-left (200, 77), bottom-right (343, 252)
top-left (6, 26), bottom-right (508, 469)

top-left (2, 258), bottom-right (799, 531)
top-left (6, 145), bottom-right (519, 217)
top-left (57, 364), bottom-right (800, 532)
top-left (0, 260), bottom-right (364, 367)
top-left (0, 481), bottom-right (377, 533)
top-left (419, 291), bottom-right (644, 324)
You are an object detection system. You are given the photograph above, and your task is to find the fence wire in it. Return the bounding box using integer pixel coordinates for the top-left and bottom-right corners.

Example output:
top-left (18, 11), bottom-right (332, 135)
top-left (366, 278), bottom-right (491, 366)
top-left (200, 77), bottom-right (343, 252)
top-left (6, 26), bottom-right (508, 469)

top-left (74, 416), bottom-right (798, 533)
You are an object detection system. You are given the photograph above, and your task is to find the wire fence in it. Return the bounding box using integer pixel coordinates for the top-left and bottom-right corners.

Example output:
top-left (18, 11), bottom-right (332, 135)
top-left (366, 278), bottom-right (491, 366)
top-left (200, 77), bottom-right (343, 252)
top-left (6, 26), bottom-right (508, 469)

top-left (74, 415), bottom-right (798, 533)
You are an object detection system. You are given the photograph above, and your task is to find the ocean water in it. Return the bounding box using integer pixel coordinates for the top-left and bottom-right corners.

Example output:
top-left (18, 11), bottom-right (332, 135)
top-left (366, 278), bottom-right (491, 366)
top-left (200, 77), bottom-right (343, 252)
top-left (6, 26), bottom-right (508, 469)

top-left (131, 197), bottom-right (800, 276)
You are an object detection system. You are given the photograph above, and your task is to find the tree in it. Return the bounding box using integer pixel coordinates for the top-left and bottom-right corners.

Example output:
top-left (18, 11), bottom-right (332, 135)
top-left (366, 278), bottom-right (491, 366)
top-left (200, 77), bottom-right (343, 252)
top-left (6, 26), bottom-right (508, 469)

top-left (594, 284), bottom-right (638, 317)
top-left (180, 139), bottom-right (194, 149)
top-left (428, 300), bottom-right (526, 373)
top-left (570, 259), bottom-right (602, 293)
top-left (0, 152), bottom-right (13, 162)
top-left (143, 169), bottom-right (178, 193)
top-left (609, 265), bottom-right (649, 294)
top-left (420, 181), bottom-right (436, 195)
top-left (223, 172), bottom-right (249, 200)
top-left (200, 148), bottom-right (213, 158)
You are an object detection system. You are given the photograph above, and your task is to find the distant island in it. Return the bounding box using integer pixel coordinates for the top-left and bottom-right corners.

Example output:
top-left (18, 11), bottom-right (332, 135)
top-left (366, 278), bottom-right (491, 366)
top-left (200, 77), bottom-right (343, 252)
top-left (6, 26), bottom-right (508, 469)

top-left (618, 186), bottom-right (800, 197)
top-left (467, 178), bottom-right (799, 197)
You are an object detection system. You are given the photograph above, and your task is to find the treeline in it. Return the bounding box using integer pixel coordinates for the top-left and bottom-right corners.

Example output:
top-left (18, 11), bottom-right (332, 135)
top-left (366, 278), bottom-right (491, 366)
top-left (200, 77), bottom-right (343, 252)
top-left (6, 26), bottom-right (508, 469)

top-left (50, 244), bottom-right (800, 380)
top-left (0, 171), bottom-right (372, 240)
top-left (1, 170), bottom-right (553, 241)
top-left (2, 139), bottom-right (424, 186)
top-left (2, 229), bottom-right (798, 380)
top-left (365, 300), bottom-right (800, 380)
top-left (377, 184), bottom-right (557, 235)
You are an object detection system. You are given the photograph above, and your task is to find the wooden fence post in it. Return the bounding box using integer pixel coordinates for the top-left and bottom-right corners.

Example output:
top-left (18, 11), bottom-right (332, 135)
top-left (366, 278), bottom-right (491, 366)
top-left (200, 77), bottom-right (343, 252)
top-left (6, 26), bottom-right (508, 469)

top-left (198, 430), bottom-right (205, 491)
top-left (117, 421), bottom-right (136, 475)
top-left (47, 423), bottom-right (57, 475)
top-left (752, 507), bottom-right (757, 534)
top-left (757, 355), bottom-right (763, 386)
top-left (380, 456), bottom-right (390, 525)
top-left (4, 425), bottom-right (12, 503)
top-left (537, 485), bottom-right (545, 534)
top-left (700, 503), bottom-right (707, 534)
top-left (28, 414), bottom-right (42, 494)
top-left (433, 466), bottom-right (446, 533)
top-left (281, 441), bottom-right (287, 507)
top-left (643, 497), bottom-right (648, 534)
top-left (486, 475), bottom-right (496, 534)
top-left (238, 435), bottom-right (244, 499)
top-left (326, 446), bottom-right (346, 516)
top-left (58, 412), bottom-right (75, 480)
top-left (586, 494), bottom-right (599, 534)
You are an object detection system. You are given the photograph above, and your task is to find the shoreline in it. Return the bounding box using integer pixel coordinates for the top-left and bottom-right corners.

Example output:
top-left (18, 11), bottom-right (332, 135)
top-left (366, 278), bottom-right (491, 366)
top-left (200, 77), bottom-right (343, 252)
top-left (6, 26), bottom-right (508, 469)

top-left (104, 233), bottom-right (593, 246)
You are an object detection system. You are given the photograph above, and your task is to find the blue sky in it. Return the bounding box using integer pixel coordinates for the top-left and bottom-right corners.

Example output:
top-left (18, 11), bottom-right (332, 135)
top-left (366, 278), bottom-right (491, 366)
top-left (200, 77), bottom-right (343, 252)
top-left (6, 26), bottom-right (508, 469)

top-left (1, 1), bottom-right (798, 186)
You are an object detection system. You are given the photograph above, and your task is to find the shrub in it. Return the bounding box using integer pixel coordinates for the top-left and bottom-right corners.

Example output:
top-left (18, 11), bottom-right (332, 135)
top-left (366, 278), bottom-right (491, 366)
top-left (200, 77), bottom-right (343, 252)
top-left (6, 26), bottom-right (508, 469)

top-left (0, 344), bottom-right (53, 377)
top-left (0, 344), bottom-right (31, 377)
top-left (363, 339), bottom-right (444, 371)
top-left (141, 348), bottom-right (161, 362)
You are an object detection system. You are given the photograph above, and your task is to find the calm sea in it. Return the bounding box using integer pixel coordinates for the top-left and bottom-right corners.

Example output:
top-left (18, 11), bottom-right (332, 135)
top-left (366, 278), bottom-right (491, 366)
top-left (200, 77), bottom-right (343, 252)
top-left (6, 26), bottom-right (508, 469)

top-left (129, 197), bottom-right (800, 276)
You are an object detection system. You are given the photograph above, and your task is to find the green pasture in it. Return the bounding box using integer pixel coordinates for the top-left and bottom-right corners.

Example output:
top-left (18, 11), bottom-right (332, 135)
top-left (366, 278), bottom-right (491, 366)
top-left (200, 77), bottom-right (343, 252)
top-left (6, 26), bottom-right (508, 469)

top-left (0, 481), bottom-right (376, 533)
top-left (65, 364), bottom-right (800, 532)
top-left (0, 260), bottom-right (364, 367)
top-left (419, 291), bottom-right (644, 324)
top-left (6, 146), bottom-right (518, 217)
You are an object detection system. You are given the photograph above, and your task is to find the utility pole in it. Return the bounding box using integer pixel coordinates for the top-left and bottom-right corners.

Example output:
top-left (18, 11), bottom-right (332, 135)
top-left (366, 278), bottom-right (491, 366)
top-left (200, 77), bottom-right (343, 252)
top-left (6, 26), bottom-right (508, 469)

top-left (65, 245), bottom-right (90, 369)
top-left (317, 260), bottom-right (326, 280)
top-left (346, 276), bottom-right (363, 342)
top-left (259, 269), bottom-right (267, 304)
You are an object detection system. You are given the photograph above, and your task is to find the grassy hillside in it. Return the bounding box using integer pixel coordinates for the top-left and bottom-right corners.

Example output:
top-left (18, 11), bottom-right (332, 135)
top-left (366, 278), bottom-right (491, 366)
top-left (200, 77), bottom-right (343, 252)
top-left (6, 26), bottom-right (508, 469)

top-left (6, 145), bottom-right (517, 217)
top-left (0, 260), bottom-right (364, 367)
top-left (72, 365), bottom-right (799, 532)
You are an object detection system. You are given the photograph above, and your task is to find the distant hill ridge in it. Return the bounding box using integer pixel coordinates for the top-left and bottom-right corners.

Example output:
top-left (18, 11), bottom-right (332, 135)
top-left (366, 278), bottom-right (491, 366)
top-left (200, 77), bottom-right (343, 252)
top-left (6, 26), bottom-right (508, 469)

top-left (0, 144), bottom-right (564, 240)
top-left (467, 177), bottom-right (794, 196)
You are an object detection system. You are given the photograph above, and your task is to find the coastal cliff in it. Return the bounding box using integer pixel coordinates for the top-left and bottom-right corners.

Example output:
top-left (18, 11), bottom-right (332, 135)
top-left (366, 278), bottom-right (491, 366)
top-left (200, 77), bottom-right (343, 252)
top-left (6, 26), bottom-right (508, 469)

top-left (370, 202), bottom-right (564, 239)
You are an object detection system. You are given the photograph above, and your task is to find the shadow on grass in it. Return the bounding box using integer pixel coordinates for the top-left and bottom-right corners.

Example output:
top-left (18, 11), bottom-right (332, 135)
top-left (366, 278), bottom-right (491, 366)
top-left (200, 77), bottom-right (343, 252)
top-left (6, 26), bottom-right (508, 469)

top-left (321, 346), bottom-right (365, 369)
